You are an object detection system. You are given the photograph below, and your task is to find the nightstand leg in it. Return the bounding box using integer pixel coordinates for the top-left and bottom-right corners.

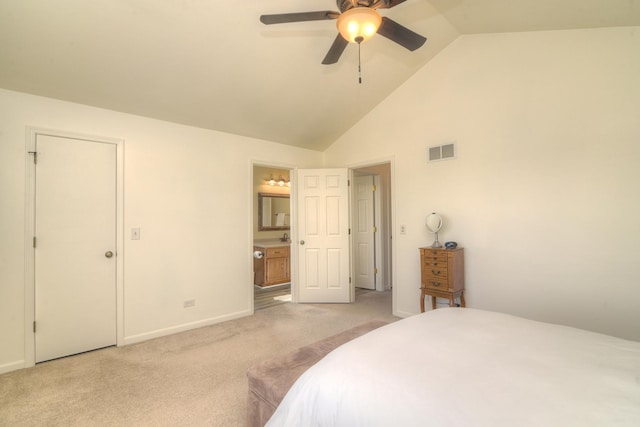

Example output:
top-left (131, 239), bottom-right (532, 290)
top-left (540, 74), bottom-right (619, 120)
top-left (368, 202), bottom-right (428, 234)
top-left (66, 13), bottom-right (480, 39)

top-left (460, 292), bottom-right (466, 307)
top-left (431, 296), bottom-right (437, 310)
top-left (420, 289), bottom-right (426, 313)
top-left (449, 295), bottom-right (455, 307)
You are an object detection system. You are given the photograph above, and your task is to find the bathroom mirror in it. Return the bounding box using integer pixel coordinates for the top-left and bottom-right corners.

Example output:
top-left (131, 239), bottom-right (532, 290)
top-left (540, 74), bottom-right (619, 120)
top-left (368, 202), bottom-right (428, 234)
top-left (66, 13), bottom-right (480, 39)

top-left (425, 212), bottom-right (443, 248)
top-left (258, 193), bottom-right (290, 231)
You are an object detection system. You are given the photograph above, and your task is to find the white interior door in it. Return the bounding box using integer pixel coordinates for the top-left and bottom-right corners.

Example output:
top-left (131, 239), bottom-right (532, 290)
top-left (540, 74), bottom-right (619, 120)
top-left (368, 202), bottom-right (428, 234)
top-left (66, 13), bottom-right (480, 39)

top-left (296, 169), bottom-right (350, 303)
top-left (353, 176), bottom-right (375, 290)
top-left (35, 134), bottom-right (117, 362)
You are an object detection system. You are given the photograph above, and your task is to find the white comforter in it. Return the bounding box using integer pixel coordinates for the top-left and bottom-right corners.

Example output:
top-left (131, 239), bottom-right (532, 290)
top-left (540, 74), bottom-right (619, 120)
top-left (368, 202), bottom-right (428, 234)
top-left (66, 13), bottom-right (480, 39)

top-left (267, 308), bottom-right (640, 426)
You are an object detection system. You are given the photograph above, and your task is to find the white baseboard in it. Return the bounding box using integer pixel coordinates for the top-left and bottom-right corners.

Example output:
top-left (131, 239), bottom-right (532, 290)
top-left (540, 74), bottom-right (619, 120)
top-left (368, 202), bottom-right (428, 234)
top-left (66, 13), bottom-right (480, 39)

top-left (122, 309), bottom-right (253, 346)
top-left (0, 360), bottom-right (25, 375)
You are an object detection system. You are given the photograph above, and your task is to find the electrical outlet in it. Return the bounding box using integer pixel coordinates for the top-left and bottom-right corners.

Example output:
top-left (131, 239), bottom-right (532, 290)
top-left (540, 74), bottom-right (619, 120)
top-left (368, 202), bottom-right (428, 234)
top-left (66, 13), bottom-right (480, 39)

top-left (400, 224), bottom-right (406, 234)
top-left (183, 299), bottom-right (195, 308)
top-left (131, 227), bottom-right (141, 240)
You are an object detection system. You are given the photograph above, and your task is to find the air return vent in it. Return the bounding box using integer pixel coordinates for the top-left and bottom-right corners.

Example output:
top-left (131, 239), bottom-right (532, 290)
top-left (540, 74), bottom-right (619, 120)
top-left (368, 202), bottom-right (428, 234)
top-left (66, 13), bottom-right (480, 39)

top-left (428, 143), bottom-right (456, 162)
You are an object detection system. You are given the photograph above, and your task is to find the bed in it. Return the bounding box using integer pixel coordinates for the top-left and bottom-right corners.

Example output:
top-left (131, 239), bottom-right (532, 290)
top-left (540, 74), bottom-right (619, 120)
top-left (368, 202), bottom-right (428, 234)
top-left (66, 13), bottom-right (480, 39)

top-left (266, 308), bottom-right (640, 426)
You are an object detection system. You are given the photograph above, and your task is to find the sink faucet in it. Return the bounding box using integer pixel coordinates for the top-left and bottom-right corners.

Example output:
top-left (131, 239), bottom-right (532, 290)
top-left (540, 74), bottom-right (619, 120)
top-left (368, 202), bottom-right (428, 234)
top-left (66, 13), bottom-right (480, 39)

top-left (281, 232), bottom-right (289, 242)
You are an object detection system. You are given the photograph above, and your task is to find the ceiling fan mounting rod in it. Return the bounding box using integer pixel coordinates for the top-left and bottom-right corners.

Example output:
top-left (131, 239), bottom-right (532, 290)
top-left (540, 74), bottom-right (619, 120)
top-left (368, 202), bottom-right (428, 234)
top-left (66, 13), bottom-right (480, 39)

top-left (338, 0), bottom-right (387, 13)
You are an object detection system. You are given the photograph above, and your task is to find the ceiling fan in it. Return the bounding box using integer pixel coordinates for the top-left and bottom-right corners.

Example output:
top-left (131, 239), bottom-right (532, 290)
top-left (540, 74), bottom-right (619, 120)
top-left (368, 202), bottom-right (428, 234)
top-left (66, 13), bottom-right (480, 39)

top-left (260, 0), bottom-right (427, 65)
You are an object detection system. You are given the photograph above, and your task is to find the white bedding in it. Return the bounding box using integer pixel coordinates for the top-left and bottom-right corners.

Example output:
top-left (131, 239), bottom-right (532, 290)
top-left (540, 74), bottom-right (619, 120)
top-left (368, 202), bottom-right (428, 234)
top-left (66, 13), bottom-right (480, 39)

top-left (267, 308), bottom-right (640, 426)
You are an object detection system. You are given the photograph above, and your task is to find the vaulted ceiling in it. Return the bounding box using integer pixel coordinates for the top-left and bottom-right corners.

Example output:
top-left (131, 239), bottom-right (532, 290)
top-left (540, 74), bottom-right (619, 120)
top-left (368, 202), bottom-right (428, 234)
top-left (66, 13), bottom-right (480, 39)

top-left (1, 1), bottom-right (638, 151)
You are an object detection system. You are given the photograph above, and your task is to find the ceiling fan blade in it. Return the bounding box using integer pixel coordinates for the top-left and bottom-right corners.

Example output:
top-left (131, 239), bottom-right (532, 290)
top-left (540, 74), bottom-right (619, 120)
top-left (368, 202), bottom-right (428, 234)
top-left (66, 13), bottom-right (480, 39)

top-left (376, 17), bottom-right (426, 51)
top-left (377, 0), bottom-right (408, 9)
top-left (322, 34), bottom-right (349, 64)
top-left (260, 11), bottom-right (339, 25)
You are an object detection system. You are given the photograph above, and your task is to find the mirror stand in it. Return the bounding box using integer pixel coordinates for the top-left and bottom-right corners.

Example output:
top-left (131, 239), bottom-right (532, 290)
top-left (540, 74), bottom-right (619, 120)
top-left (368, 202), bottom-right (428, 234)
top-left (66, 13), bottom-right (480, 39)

top-left (431, 231), bottom-right (442, 248)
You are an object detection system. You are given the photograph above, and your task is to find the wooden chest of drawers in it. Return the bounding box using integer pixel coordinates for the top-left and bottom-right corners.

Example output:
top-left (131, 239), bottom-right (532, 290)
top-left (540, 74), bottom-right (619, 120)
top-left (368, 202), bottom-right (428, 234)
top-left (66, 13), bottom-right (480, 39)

top-left (419, 247), bottom-right (465, 312)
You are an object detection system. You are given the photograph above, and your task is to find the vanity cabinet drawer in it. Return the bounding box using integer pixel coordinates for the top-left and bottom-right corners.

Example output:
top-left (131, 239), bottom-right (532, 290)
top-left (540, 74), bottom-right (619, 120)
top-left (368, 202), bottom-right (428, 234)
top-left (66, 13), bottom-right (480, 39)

top-left (424, 249), bottom-right (447, 260)
top-left (266, 247), bottom-right (289, 258)
top-left (424, 278), bottom-right (448, 290)
top-left (424, 267), bottom-right (448, 280)
top-left (423, 258), bottom-right (448, 269)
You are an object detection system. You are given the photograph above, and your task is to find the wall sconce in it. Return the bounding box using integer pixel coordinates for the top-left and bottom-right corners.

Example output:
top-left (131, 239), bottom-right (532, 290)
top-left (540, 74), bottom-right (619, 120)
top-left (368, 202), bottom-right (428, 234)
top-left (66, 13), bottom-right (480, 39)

top-left (265, 175), bottom-right (290, 187)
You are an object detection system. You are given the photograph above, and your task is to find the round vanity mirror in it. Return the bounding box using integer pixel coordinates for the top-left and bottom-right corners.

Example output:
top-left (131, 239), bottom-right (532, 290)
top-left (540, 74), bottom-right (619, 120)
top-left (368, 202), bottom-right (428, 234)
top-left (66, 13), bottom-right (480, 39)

top-left (425, 213), bottom-right (442, 233)
top-left (425, 212), bottom-right (443, 248)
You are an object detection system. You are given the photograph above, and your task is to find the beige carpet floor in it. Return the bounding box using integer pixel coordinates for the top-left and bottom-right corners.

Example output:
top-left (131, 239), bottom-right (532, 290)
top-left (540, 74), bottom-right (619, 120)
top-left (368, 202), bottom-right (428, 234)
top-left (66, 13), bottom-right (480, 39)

top-left (0, 289), bottom-right (396, 427)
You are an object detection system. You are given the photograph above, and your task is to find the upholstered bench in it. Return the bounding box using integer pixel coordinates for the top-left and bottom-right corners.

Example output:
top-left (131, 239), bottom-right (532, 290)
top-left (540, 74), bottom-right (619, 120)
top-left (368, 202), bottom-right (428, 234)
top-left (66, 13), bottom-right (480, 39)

top-left (246, 320), bottom-right (388, 427)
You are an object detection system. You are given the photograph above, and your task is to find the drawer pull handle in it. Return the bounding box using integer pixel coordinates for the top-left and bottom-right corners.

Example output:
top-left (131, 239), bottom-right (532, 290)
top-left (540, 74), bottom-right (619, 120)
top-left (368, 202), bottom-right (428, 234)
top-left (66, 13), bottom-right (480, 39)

top-left (431, 269), bottom-right (441, 275)
top-left (431, 281), bottom-right (442, 287)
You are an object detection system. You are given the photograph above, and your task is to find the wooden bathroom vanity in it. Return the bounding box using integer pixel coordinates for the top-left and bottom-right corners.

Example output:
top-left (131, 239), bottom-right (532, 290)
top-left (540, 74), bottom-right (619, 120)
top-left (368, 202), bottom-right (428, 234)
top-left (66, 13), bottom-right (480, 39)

top-left (254, 241), bottom-right (291, 287)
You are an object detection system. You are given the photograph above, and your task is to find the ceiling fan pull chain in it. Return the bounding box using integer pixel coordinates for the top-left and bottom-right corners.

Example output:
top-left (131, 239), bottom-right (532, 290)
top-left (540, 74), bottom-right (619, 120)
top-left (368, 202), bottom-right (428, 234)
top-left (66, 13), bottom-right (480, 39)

top-left (358, 44), bottom-right (362, 84)
top-left (356, 36), bottom-right (363, 84)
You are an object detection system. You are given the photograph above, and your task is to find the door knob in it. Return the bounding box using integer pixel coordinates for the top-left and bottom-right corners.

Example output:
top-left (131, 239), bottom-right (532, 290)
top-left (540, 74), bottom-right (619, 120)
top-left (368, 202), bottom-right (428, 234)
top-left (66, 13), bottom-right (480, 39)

top-left (299, 240), bottom-right (305, 245)
top-left (105, 251), bottom-right (114, 258)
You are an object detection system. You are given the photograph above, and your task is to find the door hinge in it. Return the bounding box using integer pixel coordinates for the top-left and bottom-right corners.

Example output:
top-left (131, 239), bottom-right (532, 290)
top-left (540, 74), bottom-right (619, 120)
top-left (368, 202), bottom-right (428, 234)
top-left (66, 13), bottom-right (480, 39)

top-left (28, 151), bottom-right (38, 164)
top-left (33, 321), bottom-right (36, 333)
top-left (348, 228), bottom-right (351, 235)
top-left (348, 179), bottom-right (351, 186)
top-left (374, 268), bottom-right (378, 275)
top-left (372, 184), bottom-right (377, 192)
top-left (373, 226), bottom-right (377, 233)
top-left (349, 277), bottom-right (352, 284)
top-left (33, 236), bottom-right (36, 248)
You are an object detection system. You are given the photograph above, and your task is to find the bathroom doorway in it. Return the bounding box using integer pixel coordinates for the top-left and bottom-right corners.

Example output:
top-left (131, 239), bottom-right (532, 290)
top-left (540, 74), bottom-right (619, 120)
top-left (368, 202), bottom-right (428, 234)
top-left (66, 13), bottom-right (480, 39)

top-left (252, 165), bottom-right (293, 310)
top-left (250, 162), bottom-right (394, 312)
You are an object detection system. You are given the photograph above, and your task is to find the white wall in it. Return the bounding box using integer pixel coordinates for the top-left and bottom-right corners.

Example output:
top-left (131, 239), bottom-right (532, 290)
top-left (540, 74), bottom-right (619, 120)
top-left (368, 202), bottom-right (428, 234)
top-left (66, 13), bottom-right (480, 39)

top-left (324, 27), bottom-right (640, 340)
top-left (0, 89), bottom-right (321, 373)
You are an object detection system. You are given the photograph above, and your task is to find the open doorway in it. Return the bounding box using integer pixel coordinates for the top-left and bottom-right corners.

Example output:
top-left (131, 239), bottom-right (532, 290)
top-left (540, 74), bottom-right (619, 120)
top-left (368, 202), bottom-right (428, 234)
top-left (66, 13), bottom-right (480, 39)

top-left (252, 165), bottom-right (293, 310)
top-left (351, 163), bottom-right (393, 301)
top-left (250, 163), bottom-right (393, 311)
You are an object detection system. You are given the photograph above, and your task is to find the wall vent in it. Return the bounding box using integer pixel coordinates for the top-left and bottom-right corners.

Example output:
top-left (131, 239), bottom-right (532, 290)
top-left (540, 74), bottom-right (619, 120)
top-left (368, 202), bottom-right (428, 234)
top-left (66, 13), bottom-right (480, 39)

top-left (428, 143), bottom-right (456, 162)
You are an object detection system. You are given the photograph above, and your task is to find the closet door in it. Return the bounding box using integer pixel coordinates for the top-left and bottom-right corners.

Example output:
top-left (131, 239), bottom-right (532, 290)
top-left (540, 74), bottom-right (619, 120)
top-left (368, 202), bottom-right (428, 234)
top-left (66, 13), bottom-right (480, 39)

top-left (34, 134), bottom-right (117, 362)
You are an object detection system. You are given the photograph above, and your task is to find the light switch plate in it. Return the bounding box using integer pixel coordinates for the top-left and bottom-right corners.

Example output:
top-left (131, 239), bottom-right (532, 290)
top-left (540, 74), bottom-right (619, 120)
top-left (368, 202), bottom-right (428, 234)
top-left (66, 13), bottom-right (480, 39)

top-left (131, 227), bottom-right (140, 240)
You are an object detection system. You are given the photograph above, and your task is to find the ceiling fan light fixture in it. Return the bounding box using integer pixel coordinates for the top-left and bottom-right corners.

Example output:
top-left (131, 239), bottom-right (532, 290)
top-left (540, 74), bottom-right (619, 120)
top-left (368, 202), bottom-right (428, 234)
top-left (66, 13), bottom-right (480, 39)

top-left (337, 7), bottom-right (382, 44)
